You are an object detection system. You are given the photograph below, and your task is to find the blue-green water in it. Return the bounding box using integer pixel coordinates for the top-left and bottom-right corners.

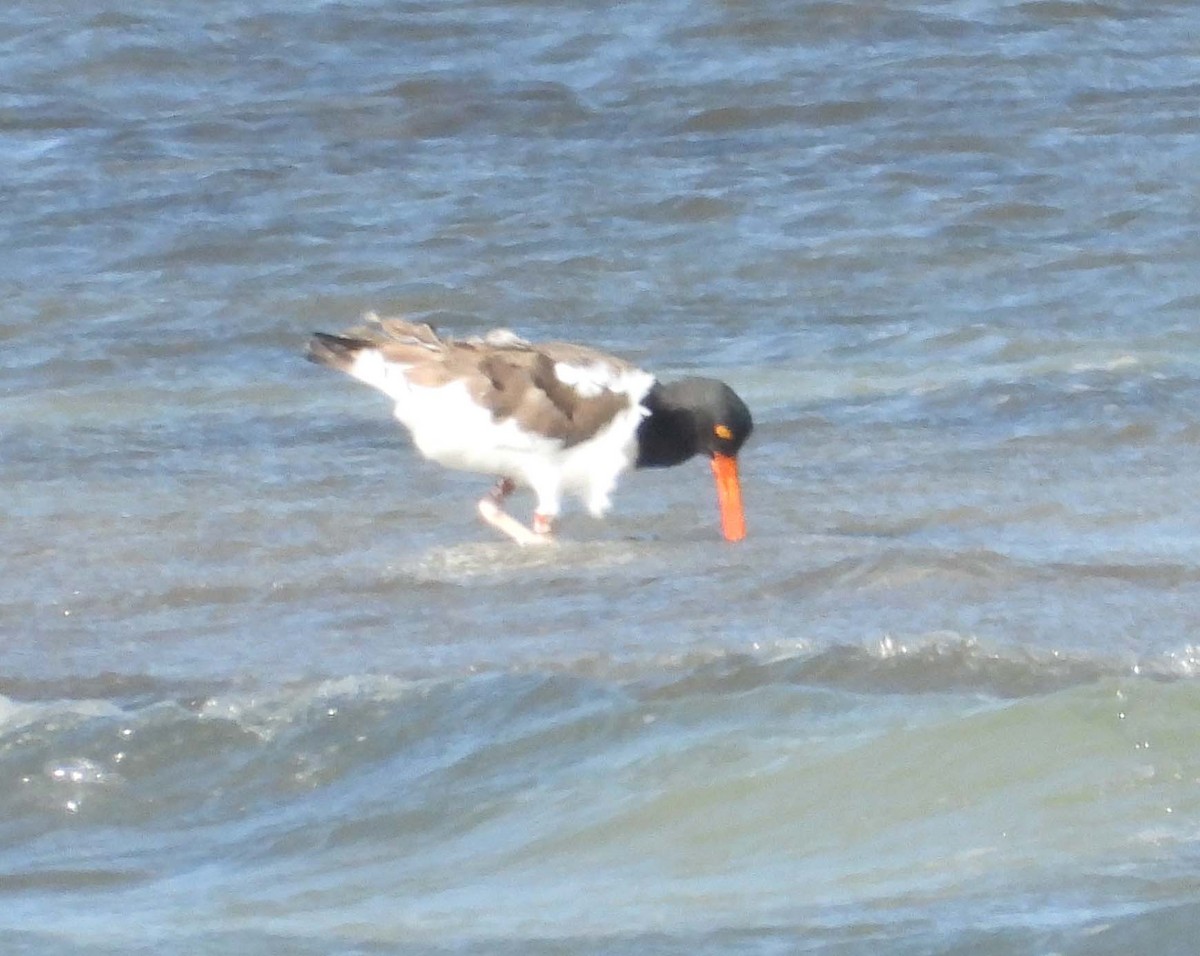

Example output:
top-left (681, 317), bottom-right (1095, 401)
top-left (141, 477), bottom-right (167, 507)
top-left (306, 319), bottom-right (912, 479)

top-left (5, 1), bottom-right (1200, 952)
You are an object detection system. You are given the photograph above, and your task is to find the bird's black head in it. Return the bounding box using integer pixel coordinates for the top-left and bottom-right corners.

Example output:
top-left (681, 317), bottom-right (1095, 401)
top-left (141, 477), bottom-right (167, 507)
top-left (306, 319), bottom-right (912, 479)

top-left (697, 378), bottom-right (754, 459)
top-left (636, 377), bottom-right (754, 467)
top-left (635, 376), bottom-right (753, 541)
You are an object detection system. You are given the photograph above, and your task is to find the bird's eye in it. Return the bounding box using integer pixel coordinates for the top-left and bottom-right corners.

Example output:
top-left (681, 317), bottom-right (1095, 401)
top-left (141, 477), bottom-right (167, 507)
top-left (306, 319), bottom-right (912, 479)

top-left (714, 424), bottom-right (733, 440)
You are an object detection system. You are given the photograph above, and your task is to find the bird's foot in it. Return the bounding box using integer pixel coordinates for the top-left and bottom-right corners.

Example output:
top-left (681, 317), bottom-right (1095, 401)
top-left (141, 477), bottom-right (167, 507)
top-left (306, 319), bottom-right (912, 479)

top-left (532, 512), bottom-right (554, 537)
top-left (477, 498), bottom-right (555, 547)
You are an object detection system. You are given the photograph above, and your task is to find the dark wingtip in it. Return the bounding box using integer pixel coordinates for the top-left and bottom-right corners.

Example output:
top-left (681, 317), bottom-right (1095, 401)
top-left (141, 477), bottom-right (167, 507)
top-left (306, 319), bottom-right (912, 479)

top-left (306, 332), bottom-right (371, 370)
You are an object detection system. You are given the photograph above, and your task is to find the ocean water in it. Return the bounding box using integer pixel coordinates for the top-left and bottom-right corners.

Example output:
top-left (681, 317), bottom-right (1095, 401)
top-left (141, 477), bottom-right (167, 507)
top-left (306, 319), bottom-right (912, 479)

top-left (5, 0), bottom-right (1200, 952)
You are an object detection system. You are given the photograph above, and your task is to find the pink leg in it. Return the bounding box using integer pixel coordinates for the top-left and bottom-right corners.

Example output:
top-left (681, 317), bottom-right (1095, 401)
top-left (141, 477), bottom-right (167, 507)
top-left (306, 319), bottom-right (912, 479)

top-left (477, 478), bottom-right (553, 546)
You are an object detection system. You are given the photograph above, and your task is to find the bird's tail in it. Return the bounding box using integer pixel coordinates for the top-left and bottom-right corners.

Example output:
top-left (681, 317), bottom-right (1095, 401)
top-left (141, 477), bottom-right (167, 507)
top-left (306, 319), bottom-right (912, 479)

top-left (306, 332), bottom-right (373, 372)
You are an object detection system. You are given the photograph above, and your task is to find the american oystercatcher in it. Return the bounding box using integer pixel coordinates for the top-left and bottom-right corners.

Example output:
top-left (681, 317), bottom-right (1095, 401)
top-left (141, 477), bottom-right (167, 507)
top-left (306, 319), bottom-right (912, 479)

top-left (307, 314), bottom-right (753, 545)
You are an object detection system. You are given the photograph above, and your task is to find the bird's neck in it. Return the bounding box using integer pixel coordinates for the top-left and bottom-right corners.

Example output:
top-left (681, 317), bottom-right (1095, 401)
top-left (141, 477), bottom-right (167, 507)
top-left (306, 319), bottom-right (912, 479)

top-left (635, 382), bottom-right (701, 468)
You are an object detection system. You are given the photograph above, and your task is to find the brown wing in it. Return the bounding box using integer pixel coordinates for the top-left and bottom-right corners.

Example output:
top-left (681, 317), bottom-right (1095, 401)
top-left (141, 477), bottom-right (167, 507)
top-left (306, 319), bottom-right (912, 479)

top-left (537, 340), bottom-right (638, 373)
top-left (331, 314), bottom-right (463, 388)
top-left (467, 349), bottom-right (629, 446)
top-left (328, 315), bottom-right (638, 444)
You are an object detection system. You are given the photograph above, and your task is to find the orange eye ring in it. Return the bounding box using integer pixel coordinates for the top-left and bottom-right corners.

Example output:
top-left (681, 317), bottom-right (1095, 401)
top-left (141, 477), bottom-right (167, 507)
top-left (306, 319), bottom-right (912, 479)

top-left (714, 424), bottom-right (733, 440)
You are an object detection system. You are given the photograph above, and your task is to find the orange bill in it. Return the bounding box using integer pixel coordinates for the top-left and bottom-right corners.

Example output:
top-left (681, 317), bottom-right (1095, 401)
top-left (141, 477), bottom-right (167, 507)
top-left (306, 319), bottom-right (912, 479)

top-left (710, 453), bottom-right (746, 542)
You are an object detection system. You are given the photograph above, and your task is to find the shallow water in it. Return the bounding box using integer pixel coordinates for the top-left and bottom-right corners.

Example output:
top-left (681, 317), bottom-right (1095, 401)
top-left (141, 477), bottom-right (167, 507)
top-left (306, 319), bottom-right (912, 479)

top-left (5, 0), bottom-right (1200, 952)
